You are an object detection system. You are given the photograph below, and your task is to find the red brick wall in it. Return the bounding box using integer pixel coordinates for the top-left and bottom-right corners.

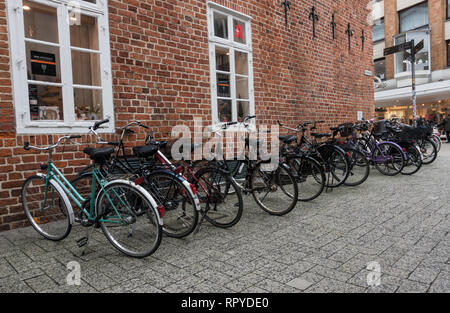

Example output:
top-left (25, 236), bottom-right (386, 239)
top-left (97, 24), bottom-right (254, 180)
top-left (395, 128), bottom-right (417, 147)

top-left (0, 0), bottom-right (374, 231)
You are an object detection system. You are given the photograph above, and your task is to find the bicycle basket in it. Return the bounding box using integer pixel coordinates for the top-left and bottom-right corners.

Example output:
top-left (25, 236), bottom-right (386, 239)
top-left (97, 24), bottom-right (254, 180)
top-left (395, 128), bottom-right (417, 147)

top-left (338, 123), bottom-right (354, 137)
top-left (373, 120), bottom-right (387, 134)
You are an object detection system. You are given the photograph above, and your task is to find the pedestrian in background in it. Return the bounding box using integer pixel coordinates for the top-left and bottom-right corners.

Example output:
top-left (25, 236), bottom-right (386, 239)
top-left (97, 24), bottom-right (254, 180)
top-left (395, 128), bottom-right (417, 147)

top-left (438, 114), bottom-right (450, 143)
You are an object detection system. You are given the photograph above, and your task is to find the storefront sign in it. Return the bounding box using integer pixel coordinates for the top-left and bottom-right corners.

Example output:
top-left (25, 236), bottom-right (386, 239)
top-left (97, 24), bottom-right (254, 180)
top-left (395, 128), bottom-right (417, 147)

top-left (31, 51), bottom-right (56, 76)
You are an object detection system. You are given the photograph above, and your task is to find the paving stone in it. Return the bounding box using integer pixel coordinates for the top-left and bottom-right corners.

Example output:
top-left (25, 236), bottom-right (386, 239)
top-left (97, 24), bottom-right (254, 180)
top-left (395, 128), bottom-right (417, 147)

top-left (0, 145), bottom-right (449, 293)
top-left (396, 280), bottom-right (429, 293)
top-left (287, 278), bottom-right (313, 291)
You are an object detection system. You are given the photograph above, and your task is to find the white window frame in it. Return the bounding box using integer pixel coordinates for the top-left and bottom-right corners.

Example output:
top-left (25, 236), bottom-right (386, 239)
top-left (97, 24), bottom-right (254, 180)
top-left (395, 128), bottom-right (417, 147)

top-left (6, 0), bottom-right (114, 134)
top-left (207, 2), bottom-right (255, 126)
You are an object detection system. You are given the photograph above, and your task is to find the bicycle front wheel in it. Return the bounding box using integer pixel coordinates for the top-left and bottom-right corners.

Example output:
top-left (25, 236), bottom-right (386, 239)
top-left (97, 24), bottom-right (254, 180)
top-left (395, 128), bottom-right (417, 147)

top-left (22, 175), bottom-right (72, 241)
top-left (418, 138), bottom-right (438, 165)
top-left (96, 182), bottom-right (162, 258)
top-left (401, 144), bottom-right (422, 176)
top-left (251, 162), bottom-right (298, 216)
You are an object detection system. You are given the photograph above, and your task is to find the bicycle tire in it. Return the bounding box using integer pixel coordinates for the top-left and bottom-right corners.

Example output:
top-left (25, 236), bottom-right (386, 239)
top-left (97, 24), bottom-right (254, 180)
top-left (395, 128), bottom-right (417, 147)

top-left (251, 162), bottom-right (299, 216)
top-left (194, 166), bottom-right (244, 228)
top-left (96, 181), bottom-right (163, 258)
top-left (22, 175), bottom-right (72, 241)
top-left (288, 155), bottom-right (325, 201)
top-left (343, 148), bottom-right (370, 187)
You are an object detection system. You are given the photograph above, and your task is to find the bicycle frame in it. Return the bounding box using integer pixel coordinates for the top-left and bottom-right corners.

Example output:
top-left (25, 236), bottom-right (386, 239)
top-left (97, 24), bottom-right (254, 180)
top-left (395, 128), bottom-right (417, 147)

top-left (44, 161), bottom-right (131, 225)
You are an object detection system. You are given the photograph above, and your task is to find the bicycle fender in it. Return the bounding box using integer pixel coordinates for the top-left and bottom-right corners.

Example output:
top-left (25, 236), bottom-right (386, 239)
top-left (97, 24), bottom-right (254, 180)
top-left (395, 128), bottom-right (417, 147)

top-left (96, 179), bottom-right (164, 226)
top-left (150, 169), bottom-right (201, 211)
top-left (36, 173), bottom-right (75, 225)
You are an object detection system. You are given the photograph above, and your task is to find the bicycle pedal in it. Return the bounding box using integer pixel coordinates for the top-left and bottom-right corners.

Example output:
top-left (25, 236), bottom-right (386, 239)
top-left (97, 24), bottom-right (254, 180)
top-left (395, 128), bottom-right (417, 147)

top-left (76, 237), bottom-right (89, 248)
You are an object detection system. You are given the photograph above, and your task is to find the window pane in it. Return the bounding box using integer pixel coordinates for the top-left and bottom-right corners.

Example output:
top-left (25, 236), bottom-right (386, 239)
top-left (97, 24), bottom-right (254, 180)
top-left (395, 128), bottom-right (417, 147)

top-left (373, 19), bottom-right (385, 42)
top-left (395, 35), bottom-right (407, 73)
top-left (409, 32), bottom-right (429, 71)
top-left (217, 73), bottom-right (230, 98)
top-left (237, 101), bottom-right (250, 121)
top-left (399, 3), bottom-right (428, 33)
top-left (374, 59), bottom-right (386, 81)
top-left (236, 76), bottom-right (249, 100)
top-left (28, 84), bottom-right (63, 121)
top-left (235, 51), bottom-right (248, 75)
top-left (447, 41), bottom-right (450, 67)
top-left (214, 12), bottom-right (228, 39)
top-left (74, 88), bottom-right (103, 120)
top-left (216, 46), bottom-right (230, 72)
top-left (26, 42), bottom-right (61, 83)
top-left (71, 51), bottom-right (101, 86)
top-left (217, 99), bottom-right (232, 122)
top-left (23, 1), bottom-right (58, 43)
top-left (70, 14), bottom-right (99, 50)
top-left (233, 19), bottom-right (246, 45)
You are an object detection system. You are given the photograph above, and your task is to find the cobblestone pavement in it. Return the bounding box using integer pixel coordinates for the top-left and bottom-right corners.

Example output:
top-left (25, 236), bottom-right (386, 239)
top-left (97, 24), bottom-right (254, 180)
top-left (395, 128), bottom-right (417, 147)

top-left (1, 144), bottom-right (450, 293)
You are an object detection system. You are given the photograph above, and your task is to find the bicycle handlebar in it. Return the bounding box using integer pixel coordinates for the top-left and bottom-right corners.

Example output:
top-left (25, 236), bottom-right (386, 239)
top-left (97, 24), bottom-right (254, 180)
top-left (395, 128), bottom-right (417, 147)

top-left (24, 135), bottom-right (81, 151)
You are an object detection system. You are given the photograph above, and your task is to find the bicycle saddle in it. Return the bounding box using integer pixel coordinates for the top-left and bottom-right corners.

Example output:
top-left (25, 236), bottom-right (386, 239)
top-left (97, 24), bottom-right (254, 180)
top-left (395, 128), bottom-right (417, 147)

top-left (279, 135), bottom-right (297, 144)
top-left (149, 141), bottom-right (168, 149)
top-left (83, 147), bottom-right (114, 162)
top-left (133, 144), bottom-right (159, 158)
top-left (311, 133), bottom-right (332, 138)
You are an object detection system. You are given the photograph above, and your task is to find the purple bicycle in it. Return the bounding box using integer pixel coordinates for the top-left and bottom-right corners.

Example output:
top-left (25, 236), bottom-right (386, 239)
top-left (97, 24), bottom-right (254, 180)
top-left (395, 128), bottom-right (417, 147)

top-left (353, 120), bottom-right (407, 176)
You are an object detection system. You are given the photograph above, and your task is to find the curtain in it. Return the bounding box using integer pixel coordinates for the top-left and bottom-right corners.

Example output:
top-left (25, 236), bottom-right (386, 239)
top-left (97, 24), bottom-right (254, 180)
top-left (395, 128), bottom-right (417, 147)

top-left (399, 3), bottom-right (429, 33)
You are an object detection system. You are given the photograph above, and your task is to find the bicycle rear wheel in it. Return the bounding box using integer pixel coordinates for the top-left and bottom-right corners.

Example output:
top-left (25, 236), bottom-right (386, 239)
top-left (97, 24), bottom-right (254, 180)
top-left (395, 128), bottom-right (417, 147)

top-left (401, 144), bottom-right (422, 175)
top-left (418, 138), bottom-right (438, 165)
top-left (96, 181), bottom-right (162, 258)
top-left (22, 175), bottom-right (72, 241)
top-left (194, 167), bottom-right (243, 228)
top-left (147, 172), bottom-right (198, 238)
top-left (251, 162), bottom-right (298, 216)
top-left (373, 142), bottom-right (405, 176)
top-left (343, 148), bottom-right (370, 187)
top-left (289, 156), bottom-right (325, 201)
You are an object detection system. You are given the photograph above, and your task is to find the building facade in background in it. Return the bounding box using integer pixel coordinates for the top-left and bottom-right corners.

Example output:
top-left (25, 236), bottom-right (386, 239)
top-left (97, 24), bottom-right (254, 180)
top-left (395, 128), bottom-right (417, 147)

top-left (373, 0), bottom-right (450, 123)
top-left (0, 0), bottom-right (374, 231)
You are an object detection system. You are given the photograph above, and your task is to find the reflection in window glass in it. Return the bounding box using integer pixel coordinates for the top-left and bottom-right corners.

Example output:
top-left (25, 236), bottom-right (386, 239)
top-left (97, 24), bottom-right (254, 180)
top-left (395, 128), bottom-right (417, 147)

top-left (447, 41), bottom-right (450, 67)
top-left (235, 51), bottom-right (248, 75)
top-left (218, 99), bottom-right (232, 122)
top-left (29, 84), bottom-right (63, 121)
top-left (374, 58), bottom-right (386, 81)
top-left (70, 14), bottom-right (99, 50)
top-left (236, 77), bottom-right (249, 100)
top-left (399, 3), bottom-right (428, 33)
top-left (373, 19), bottom-right (385, 42)
top-left (214, 12), bottom-right (228, 39)
top-left (216, 46), bottom-right (230, 72)
top-left (71, 51), bottom-right (101, 86)
top-left (217, 73), bottom-right (230, 98)
top-left (23, 1), bottom-right (59, 43)
top-left (237, 101), bottom-right (249, 121)
top-left (26, 42), bottom-right (61, 83)
top-left (233, 20), bottom-right (246, 45)
top-left (395, 31), bottom-right (429, 73)
top-left (74, 88), bottom-right (103, 120)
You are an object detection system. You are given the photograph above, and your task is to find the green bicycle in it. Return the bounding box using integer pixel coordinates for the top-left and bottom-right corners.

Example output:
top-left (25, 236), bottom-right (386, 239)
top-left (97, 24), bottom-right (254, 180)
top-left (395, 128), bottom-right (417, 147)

top-left (21, 130), bottom-right (163, 258)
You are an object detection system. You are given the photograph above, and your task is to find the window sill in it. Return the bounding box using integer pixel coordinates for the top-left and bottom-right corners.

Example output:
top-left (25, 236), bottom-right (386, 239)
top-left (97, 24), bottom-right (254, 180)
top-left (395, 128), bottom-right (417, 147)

top-left (16, 122), bottom-right (115, 135)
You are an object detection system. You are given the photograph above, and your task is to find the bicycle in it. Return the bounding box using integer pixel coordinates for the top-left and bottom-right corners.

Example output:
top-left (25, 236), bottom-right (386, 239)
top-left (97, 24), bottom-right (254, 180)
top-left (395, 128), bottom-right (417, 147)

top-left (21, 127), bottom-right (163, 258)
top-left (212, 116), bottom-right (299, 216)
top-left (73, 121), bottom-right (201, 239)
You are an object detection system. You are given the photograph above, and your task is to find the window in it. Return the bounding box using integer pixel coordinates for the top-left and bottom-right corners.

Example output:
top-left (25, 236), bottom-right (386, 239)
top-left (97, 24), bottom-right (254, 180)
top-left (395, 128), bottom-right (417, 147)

top-left (448, 0), bottom-right (450, 20)
top-left (399, 2), bottom-right (429, 33)
top-left (208, 3), bottom-right (254, 124)
top-left (374, 58), bottom-right (386, 81)
top-left (373, 18), bottom-right (385, 42)
top-left (6, 0), bottom-right (114, 134)
top-left (447, 41), bottom-right (450, 67)
top-left (394, 30), bottom-right (430, 74)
